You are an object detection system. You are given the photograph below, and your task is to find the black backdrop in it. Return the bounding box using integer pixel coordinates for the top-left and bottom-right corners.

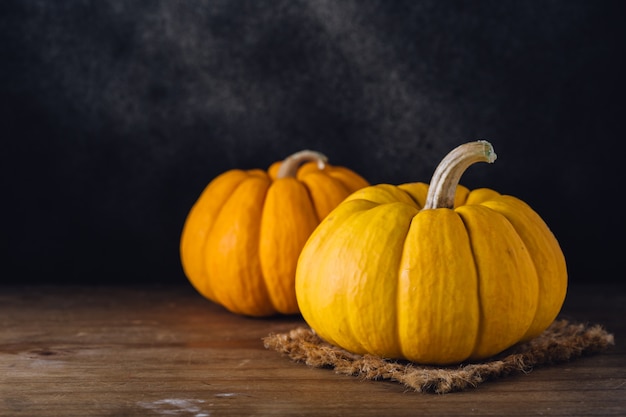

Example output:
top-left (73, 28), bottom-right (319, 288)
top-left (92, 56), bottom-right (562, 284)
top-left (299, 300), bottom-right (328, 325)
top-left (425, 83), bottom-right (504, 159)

top-left (2, 0), bottom-right (624, 286)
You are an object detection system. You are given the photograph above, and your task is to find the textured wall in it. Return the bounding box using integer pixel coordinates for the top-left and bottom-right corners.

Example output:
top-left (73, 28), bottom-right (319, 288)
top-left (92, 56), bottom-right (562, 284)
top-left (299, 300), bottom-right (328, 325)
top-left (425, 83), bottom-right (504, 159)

top-left (2, 0), bottom-right (624, 284)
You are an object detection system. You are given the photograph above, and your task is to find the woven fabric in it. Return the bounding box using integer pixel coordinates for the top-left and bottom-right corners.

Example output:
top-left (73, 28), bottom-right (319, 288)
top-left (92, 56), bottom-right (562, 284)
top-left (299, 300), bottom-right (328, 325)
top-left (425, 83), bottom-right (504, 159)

top-left (263, 319), bottom-right (614, 394)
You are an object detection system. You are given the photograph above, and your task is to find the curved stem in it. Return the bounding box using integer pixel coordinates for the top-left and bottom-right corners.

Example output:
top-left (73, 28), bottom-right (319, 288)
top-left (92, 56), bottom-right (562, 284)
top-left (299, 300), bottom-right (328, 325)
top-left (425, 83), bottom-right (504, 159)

top-left (423, 140), bottom-right (497, 210)
top-left (276, 150), bottom-right (328, 178)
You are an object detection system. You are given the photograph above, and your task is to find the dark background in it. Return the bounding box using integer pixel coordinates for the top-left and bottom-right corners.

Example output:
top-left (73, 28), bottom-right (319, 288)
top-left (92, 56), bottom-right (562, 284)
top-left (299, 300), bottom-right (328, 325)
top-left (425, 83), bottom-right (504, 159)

top-left (2, 0), bottom-right (624, 286)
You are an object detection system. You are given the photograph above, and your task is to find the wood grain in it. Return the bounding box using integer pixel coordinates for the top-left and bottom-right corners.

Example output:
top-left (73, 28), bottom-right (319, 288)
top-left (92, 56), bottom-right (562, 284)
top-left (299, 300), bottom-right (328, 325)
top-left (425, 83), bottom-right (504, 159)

top-left (1, 284), bottom-right (624, 416)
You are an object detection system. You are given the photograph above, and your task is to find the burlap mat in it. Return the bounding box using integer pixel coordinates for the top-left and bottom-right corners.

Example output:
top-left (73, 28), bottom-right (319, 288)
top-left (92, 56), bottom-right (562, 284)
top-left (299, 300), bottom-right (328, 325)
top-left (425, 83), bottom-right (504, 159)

top-left (263, 319), bottom-right (614, 394)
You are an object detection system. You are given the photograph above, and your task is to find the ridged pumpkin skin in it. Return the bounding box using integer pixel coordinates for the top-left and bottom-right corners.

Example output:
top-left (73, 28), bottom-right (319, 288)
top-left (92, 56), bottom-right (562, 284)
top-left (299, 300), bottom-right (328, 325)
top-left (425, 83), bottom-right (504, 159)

top-left (295, 142), bottom-right (567, 365)
top-left (180, 150), bottom-right (369, 317)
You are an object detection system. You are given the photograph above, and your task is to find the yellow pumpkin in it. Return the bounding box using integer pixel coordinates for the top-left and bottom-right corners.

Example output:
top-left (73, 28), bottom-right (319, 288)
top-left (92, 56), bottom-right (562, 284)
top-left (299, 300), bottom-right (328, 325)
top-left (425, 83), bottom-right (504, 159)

top-left (180, 150), bottom-right (369, 317)
top-left (295, 141), bottom-right (567, 365)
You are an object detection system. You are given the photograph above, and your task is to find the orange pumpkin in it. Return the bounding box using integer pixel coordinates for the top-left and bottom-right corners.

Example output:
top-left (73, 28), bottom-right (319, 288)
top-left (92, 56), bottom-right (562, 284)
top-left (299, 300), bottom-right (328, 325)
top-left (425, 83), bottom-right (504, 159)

top-left (295, 141), bottom-right (568, 364)
top-left (180, 150), bottom-right (369, 316)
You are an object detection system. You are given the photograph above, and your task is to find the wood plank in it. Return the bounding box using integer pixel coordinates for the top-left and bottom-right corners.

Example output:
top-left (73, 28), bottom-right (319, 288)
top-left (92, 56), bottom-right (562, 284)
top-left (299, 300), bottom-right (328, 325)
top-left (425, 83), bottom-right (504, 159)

top-left (1, 284), bottom-right (624, 416)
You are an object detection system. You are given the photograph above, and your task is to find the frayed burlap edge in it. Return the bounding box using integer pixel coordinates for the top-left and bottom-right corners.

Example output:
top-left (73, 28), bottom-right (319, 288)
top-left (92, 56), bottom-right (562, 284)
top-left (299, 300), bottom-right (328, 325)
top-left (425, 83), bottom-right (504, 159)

top-left (263, 319), bottom-right (614, 394)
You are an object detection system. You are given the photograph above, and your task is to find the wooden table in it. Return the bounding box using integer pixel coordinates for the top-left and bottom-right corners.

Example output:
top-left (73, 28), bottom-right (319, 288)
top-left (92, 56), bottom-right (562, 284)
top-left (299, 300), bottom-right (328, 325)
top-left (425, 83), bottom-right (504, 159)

top-left (1, 284), bottom-right (624, 416)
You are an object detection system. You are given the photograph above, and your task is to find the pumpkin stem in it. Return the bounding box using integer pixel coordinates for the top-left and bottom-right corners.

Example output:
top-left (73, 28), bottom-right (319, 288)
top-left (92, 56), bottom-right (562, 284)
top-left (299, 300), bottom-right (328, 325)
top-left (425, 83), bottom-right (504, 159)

top-left (276, 150), bottom-right (328, 179)
top-left (423, 140), bottom-right (497, 210)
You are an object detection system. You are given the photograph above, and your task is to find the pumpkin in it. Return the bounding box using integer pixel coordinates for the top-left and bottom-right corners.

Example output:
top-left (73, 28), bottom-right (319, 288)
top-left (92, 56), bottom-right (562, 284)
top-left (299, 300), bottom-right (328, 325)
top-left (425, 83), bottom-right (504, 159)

top-left (295, 141), bottom-right (567, 365)
top-left (180, 149), bottom-right (370, 317)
